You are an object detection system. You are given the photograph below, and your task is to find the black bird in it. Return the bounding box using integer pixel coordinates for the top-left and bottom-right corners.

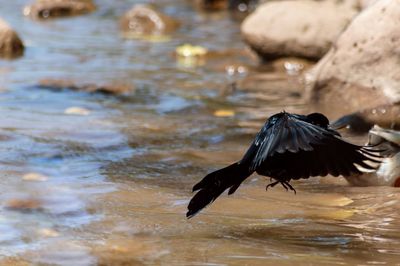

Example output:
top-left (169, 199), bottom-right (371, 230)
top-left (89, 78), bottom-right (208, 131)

top-left (187, 111), bottom-right (381, 218)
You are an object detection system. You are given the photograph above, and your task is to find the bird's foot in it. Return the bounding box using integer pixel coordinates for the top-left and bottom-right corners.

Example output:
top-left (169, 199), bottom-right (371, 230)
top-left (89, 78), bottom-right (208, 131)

top-left (281, 181), bottom-right (296, 194)
top-left (265, 181), bottom-right (280, 191)
top-left (266, 180), bottom-right (296, 194)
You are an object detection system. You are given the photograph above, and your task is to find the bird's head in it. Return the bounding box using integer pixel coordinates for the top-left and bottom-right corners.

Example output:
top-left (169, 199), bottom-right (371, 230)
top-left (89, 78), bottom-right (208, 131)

top-left (307, 113), bottom-right (330, 128)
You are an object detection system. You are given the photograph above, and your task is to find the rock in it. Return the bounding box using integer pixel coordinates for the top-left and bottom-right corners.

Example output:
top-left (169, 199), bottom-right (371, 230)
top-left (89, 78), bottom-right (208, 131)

top-left (194, 0), bottom-right (228, 11)
top-left (119, 5), bottom-right (179, 38)
top-left (241, 0), bottom-right (359, 60)
top-left (64, 106), bottom-right (91, 116)
top-left (0, 19), bottom-right (24, 58)
top-left (194, 0), bottom-right (258, 12)
top-left (5, 198), bottom-right (43, 212)
top-left (359, 0), bottom-right (379, 8)
top-left (38, 79), bottom-right (134, 95)
top-left (307, 0), bottom-right (400, 118)
top-left (331, 104), bottom-right (400, 133)
top-left (23, 0), bottom-right (96, 19)
top-left (22, 172), bottom-right (49, 182)
top-left (38, 228), bottom-right (60, 237)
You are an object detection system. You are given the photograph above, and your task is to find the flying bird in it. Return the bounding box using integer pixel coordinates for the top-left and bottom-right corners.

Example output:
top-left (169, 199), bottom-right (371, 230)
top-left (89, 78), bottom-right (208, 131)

top-left (187, 111), bottom-right (381, 218)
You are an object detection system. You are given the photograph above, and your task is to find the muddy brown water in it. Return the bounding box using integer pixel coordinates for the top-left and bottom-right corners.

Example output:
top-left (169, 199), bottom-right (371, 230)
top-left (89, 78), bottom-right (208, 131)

top-left (0, 0), bottom-right (399, 265)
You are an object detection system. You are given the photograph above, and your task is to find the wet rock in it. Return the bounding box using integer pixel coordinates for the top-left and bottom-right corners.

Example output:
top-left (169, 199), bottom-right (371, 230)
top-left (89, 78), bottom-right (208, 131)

top-left (331, 104), bottom-right (400, 133)
top-left (64, 107), bottom-right (91, 116)
top-left (307, 0), bottom-right (400, 117)
top-left (0, 19), bottom-right (24, 59)
top-left (38, 228), bottom-right (60, 238)
top-left (22, 172), bottom-right (49, 182)
top-left (119, 5), bottom-right (179, 38)
top-left (5, 198), bottom-right (43, 212)
top-left (194, 0), bottom-right (258, 12)
top-left (38, 79), bottom-right (134, 95)
top-left (23, 0), bottom-right (96, 19)
top-left (194, 0), bottom-right (227, 11)
top-left (241, 0), bottom-right (359, 60)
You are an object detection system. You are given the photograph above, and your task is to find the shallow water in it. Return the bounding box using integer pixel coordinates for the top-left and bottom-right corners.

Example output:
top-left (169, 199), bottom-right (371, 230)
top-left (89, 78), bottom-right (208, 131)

top-left (0, 0), bottom-right (399, 265)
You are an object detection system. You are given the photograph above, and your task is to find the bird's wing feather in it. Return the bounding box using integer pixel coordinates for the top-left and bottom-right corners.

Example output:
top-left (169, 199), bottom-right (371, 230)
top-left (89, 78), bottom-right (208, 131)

top-left (244, 114), bottom-right (331, 170)
top-left (255, 136), bottom-right (381, 180)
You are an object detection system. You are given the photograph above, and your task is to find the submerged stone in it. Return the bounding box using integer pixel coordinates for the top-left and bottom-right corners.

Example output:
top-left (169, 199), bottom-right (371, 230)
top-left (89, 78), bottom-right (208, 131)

top-left (5, 198), bottom-right (43, 212)
top-left (194, 0), bottom-right (228, 11)
top-left (0, 18), bottom-right (24, 59)
top-left (119, 5), bottom-right (179, 38)
top-left (64, 107), bottom-right (91, 116)
top-left (23, 0), bottom-right (96, 19)
top-left (38, 79), bottom-right (134, 95)
top-left (194, 0), bottom-right (258, 12)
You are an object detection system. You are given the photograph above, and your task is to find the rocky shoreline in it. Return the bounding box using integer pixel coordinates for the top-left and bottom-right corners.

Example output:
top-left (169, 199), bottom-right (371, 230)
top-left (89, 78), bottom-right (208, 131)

top-left (2, 0), bottom-right (399, 129)
top-left (242, 0), bottom-right (400, 129)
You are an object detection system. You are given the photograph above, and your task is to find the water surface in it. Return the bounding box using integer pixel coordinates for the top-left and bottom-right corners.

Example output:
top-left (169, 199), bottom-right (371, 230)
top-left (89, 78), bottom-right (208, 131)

top-left (0, 1), bottom-right (399, 265)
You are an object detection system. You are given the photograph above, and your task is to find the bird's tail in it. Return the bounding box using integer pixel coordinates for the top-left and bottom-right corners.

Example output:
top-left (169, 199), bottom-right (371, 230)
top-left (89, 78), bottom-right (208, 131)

top-left (186, 162), bottom-right (252, 218)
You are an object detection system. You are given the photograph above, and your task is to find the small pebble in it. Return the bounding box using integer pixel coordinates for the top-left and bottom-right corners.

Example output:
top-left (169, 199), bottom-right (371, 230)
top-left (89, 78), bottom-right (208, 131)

top-left (176, 44), bottom-right (208, 57)
top-left (214, 110), bottom-right (235, 117)
top-left (38, 228), bottom-right (60, 238)
top-left (22, 173), bottom-right (49, 182)
top-left (64, 107), bottom-right (91, 115)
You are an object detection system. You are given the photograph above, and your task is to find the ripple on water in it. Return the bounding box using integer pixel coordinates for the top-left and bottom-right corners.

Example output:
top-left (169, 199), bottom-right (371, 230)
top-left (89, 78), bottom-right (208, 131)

top-left (30, 241), bottom-right (96, 266)
top-left (0, 222), bottom-right (24, 256)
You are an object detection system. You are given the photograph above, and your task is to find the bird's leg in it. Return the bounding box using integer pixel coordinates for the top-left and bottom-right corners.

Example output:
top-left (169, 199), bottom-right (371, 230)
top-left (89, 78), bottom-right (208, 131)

top-left (280, 181), bottom-right (289, 191)
top-left (281, 181), bottom-right (296, 194)
top-left (265, 180), bottom-right (280, 191)
top-left (266, 180), bottom-right (296, 194)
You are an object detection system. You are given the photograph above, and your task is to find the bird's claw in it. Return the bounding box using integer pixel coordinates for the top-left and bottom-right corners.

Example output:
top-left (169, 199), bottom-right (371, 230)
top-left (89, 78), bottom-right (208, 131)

top-left (266, 181), bottom-right (279, 191)
top-left (266, 180), bottom-right (296, 194)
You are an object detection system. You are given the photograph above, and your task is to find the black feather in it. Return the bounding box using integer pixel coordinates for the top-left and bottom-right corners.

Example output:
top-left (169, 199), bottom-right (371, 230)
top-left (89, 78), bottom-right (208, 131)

top-left (187, 162), bottom-right (252, 218)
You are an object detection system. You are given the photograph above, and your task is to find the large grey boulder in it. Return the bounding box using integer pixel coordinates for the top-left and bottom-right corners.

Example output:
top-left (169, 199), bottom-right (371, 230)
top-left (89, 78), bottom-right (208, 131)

top-left (241, 0), bottom-right (359, 60)
top-left (307, 0), bottom-right (400, 117)
top-left (0, 19), bottom-right (24, 59)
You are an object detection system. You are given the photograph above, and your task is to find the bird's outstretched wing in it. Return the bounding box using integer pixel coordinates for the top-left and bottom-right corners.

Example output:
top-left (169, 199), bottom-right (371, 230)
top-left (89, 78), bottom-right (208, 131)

top-left (241, 113), bottom-right (380, 179)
